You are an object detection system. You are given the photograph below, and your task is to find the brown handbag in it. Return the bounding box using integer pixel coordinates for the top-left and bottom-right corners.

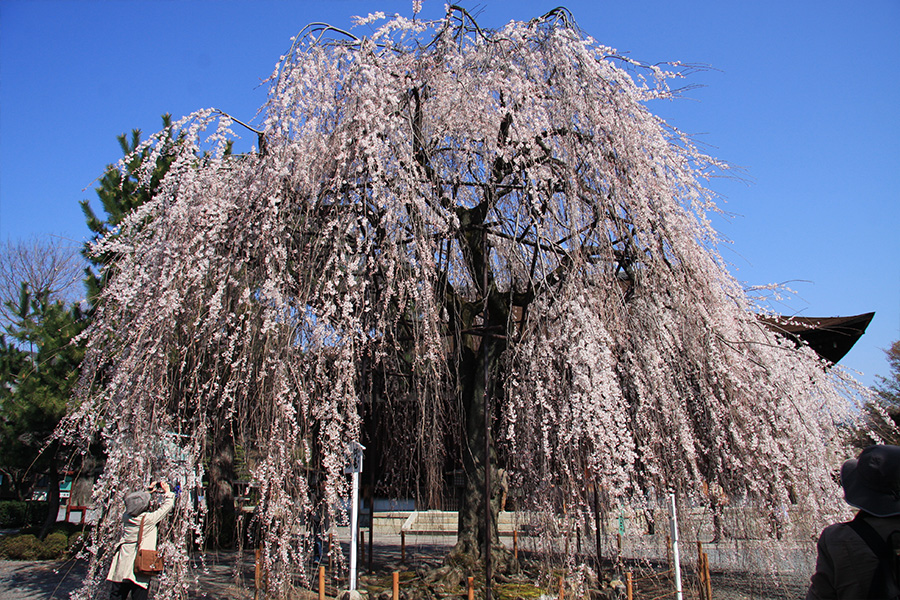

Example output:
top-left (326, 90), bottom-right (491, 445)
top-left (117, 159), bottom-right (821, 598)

top-left (133, 515), bottom-right (163, 576)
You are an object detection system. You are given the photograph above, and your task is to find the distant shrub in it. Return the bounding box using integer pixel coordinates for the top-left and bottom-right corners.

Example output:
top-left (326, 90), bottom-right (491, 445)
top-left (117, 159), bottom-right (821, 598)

top-left (38, 532), bottom-right (68, 559)
top-left (0, 531), bottom-right (78, 560)
top-left (47, 522), bottom-right (82, 537)
top-left (0, 534), bottom-right (41, 560)
top-left (0, 501), bottom-right (27, 528)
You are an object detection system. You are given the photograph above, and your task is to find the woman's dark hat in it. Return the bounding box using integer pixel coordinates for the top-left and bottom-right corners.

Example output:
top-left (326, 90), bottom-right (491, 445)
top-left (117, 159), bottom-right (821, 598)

top-left (841, 445), bottom-right (900, 517)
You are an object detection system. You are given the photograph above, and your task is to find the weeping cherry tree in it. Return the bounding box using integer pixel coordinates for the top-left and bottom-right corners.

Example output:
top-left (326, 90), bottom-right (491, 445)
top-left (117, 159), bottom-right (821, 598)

top-left (64, 7), bottom-right (859, 598)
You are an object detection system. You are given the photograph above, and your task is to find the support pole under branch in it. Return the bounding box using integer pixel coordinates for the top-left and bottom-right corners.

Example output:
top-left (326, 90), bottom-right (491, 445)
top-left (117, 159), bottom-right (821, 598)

top-left (668, 492), bottom-right (683, 600)
top-left (345, 442), bottom-right (365, 591)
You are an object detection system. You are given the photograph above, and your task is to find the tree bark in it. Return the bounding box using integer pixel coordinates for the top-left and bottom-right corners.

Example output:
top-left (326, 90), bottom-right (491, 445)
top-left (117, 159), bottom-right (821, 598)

top-left (448, 190), bottom-right (514, 571)
top-left (1, 468), bottom-right (26, 502)
top-left (39, 446), bottom-right (60, 539)
top-left (450, 323), bottom-right (508, 570)
top-left (70, 454), bottom-right (100, 507)
top-left (207, 431), bottom-right (236, 548)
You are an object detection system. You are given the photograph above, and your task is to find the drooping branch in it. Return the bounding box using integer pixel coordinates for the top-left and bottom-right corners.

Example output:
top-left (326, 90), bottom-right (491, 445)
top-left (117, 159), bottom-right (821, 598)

top-left (61, 8), bottom-right (860, 599)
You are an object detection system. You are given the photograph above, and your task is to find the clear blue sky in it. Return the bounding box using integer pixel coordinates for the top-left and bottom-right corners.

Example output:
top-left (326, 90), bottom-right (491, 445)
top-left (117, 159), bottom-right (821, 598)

top-left (1, 0), bottom-right (898, 386)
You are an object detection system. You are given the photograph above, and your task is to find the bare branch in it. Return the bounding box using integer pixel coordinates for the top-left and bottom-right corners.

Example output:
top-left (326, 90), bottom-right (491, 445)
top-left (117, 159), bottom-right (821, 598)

top-left (0, 235), bottom-right (84, 326)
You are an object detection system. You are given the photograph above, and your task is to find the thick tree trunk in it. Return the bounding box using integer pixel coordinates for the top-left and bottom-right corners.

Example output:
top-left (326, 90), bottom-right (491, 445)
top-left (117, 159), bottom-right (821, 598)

top-left (450, 331), bottom-right (509, 571)
top-left (39, 447), bottom-right (60, 539)
top-left (70, 454), bottom-right (100, 507)
top-left (448, 198), bottom-right (514, 572)
top-left (207, 431), bottom-right (236, 548)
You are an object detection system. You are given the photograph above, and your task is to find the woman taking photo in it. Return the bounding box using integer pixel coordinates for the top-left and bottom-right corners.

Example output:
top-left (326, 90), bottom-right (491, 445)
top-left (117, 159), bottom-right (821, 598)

top-left (106, 481), bottom-right (175, 600)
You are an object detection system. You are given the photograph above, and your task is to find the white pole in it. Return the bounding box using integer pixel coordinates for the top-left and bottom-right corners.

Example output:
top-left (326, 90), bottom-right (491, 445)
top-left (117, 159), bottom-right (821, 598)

top-left (345, 441), bottom-right (365, 591)
top-left (668, 493), bottom-right (683, 600)
top-left (350, 469), bottom-right (360, 590)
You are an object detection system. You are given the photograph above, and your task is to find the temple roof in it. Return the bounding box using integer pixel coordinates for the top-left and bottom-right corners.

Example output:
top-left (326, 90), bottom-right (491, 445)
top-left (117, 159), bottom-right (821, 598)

top-left (760, 312), bottom-right (875, 364)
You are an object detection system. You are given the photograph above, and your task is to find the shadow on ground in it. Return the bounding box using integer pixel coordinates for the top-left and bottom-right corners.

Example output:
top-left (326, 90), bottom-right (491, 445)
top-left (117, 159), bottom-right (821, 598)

top-left (0, 559), bottom-right (87, 599)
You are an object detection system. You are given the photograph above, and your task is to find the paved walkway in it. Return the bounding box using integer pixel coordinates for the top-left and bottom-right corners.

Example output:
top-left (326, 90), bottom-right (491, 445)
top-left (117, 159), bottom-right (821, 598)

top-left (0, 559), bottom-right (87, 600)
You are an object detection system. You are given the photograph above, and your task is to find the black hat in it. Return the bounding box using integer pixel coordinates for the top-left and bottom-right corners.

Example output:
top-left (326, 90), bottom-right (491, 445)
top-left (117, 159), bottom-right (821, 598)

top-left (841, 445), bottom-right (900, 517)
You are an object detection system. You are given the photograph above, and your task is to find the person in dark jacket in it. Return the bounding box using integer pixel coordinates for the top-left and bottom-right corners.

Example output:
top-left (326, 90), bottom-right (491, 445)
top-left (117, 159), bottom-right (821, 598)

top-left (807, 445), bottom-right (900, 599)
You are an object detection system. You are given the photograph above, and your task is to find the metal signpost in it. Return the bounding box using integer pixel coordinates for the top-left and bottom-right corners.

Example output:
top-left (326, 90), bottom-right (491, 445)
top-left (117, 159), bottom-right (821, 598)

top-left (668, 492), bottom-right (684, 600)
top-left (344, 441), bottom-right (366, 591)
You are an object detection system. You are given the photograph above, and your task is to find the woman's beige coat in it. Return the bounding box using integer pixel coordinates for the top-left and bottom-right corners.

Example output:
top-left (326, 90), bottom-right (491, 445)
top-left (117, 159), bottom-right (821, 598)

top-left (106, 491), bottom-right (175, 588)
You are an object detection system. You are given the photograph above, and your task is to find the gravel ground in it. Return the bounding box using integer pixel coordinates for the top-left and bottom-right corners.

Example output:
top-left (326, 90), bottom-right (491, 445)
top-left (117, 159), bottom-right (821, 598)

top-left (0, 536), bottom-right (441, 600)
top-left (0, 535), bottom-right (810, 600)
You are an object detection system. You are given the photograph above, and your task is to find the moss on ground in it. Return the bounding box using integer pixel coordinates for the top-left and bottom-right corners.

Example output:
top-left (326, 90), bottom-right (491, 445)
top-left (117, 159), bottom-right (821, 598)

top-left (495, 582), bottom-right (547, 599)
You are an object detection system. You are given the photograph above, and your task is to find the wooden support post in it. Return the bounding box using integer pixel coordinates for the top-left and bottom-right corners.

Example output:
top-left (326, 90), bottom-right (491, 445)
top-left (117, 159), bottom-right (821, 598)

top-left (401, 530), bottom-right (406, 562)
top-left (593, 483), bottom-right (604, 567)
top-left (666, 534), bottom-right (672, 571)
top-left (626, 572), bottom-right (633, 600)
top-left (368, 523), bottom-right (374, 573)
top-left (704, 556), bottom-right (710, 600)
top-left (702, 551), bottom-right (712, 600)
top-left (392, 571), bottom-right (400, 600)
top-left (360, 528), bottom-right (366, 568)
top-left (558, 574), bottom-right (564, 600)
top-left (254, 547), bottom-right (262, 600)
top-left (468, 576), bottom-right (475, 600)
top-left (697, 541), bottom-right (706, 600)
top-left (696, 540), bottom-right (713, 600)
top-left (318, 565), bottom-right (326, 600)
top-left (328, 531), bottom-right (334, 579)
top-left (513, 530), bottom-right (519, 562)
top-left (367, 475), bottom-right (375, 573)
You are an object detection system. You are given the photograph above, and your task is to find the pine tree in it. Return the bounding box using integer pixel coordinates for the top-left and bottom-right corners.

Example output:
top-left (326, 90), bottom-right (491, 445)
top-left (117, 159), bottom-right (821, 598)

top-left (80, 115), bottom-right (241, 548)
top-left (80, 114), bottom-right (178, 306)
top-left (877, 342), bottom-right (900, 406)
top-left (0, 284), bottom-right (85, 536)
top-left (855, 341), bottom-right (900, 446)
